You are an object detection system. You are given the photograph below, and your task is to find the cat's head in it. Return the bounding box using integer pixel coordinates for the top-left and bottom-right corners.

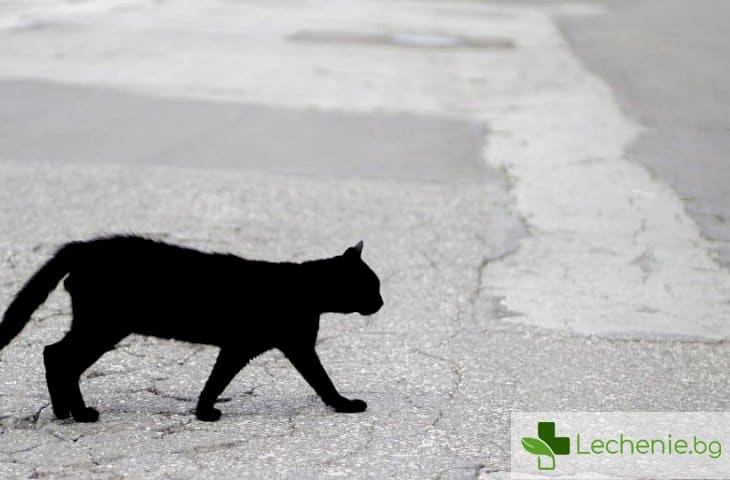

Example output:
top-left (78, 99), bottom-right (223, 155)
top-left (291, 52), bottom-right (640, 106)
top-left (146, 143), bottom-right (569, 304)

top-left (331, 241), bottom-right (384, 316)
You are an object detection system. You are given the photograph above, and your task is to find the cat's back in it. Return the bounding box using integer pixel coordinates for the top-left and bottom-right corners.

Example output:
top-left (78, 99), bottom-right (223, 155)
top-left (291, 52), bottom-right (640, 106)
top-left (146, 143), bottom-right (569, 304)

top-left (66, 235), bottom-right (300, 305)
top-left (80, 235), bottom-right (209, 263)
top-left (69, 235), bottom-right (249, 280)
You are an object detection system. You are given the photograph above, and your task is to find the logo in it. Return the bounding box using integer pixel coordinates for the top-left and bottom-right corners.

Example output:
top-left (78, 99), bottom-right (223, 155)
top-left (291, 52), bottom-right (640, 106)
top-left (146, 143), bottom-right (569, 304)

top-left (521, 421), bottom-right (570, 471)
top-left (513, 413), bottom-right (728, 478)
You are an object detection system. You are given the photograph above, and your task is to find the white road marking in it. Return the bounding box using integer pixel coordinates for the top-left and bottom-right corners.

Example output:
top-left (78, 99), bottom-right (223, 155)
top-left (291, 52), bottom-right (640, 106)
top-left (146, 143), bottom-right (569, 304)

top-left (1, 0), bottom-right (727, 339)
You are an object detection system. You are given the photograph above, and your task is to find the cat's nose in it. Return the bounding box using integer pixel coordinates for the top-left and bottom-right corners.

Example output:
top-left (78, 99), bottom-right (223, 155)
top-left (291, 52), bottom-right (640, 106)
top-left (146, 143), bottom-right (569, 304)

top-left (359, 297), bottom-right (383, 316)
top-left (375, 297), bottom-right (384, 310)
top-left (371, 297), bottom-right (384, 313)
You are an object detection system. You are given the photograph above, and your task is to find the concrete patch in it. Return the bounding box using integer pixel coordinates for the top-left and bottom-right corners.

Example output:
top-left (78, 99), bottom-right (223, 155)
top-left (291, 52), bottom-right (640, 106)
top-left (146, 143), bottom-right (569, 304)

top-left (0, 80), bottom-right (487, 184)
top-left (479, 6), bottom-right (730, 340)
top-left (553, 0), bottom-right (730, 266)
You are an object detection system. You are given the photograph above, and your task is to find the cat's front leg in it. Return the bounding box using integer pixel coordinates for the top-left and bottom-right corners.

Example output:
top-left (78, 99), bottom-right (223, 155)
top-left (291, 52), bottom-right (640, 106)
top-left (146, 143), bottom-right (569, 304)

top-left (282, 346), bottom-right (367, 413)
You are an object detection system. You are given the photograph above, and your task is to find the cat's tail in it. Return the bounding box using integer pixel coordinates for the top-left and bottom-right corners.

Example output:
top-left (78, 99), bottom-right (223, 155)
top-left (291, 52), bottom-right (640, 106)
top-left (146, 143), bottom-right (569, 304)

top-left (0, 242), bottom-right (79, 351)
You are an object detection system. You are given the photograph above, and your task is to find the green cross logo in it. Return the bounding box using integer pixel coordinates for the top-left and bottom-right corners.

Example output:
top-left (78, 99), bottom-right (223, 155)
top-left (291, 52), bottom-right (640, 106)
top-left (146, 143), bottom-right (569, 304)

top-left (521, 421), bottom-right (570, 470)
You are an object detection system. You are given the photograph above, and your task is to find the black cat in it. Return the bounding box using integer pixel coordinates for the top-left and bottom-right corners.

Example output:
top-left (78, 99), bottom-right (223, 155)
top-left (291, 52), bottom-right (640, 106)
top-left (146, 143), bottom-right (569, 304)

top-left (0, 236), bottom-right (383, 422)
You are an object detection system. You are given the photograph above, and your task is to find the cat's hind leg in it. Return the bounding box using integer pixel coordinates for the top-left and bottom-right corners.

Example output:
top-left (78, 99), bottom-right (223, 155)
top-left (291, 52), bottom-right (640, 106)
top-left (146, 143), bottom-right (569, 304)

top-left (44, 290), bottom-right (125, 422)
top-left (43, 339), bottom-right (73, 420)
top-left (196, 348), bottom-right (254, 421)
top-left (44, 330), bottom-right (123, 422)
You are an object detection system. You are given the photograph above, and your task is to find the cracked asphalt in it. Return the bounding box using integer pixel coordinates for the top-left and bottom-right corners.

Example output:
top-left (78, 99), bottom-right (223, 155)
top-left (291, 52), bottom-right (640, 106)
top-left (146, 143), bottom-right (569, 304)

top-left (1, 1), bottom-right (729, 479)
top-left (2, 163), bottom-right (727, 479)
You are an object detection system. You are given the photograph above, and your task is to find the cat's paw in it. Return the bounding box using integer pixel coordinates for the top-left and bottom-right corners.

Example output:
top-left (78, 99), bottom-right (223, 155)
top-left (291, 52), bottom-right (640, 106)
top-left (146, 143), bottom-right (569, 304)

top-left (71, 407), bottom-right (99, 423)
top-left (332, 398), bottom-right (367, 413)
top-left (196, 407), bottom-right (222, 422)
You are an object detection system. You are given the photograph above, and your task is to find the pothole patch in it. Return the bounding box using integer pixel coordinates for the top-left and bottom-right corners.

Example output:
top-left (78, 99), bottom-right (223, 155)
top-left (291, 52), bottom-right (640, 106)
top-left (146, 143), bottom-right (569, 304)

top-left (289, 30), bottom-right (515, 50)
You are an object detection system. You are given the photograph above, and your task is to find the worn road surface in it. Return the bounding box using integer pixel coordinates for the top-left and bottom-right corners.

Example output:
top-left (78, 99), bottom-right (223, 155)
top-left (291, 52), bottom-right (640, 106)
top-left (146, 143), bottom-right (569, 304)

top-left (0, 1), bottom-right (728, 479)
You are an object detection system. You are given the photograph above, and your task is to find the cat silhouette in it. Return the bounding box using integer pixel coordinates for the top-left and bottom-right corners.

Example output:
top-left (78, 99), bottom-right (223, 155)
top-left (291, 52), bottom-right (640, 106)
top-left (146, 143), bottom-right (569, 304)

top-left (0, 236), bottom-right (383, 422)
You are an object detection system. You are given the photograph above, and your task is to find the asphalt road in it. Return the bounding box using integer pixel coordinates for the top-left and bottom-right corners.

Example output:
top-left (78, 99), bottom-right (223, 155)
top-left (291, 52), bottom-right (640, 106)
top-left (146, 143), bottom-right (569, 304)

top-left (0, 1), bottom-right (728, 479)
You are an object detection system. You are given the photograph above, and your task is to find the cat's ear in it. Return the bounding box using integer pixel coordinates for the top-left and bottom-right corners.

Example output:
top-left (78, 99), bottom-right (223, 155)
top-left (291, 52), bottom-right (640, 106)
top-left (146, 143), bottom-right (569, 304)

top-left (344, 241), bottom-right (364, 258)
top-left (354, 240), bottom-right (364, 254)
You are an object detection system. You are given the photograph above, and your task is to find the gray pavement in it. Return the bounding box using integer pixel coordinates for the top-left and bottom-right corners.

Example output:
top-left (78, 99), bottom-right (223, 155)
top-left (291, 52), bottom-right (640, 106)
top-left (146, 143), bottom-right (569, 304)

top-left (0, 1), bottom-right (729, 479)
